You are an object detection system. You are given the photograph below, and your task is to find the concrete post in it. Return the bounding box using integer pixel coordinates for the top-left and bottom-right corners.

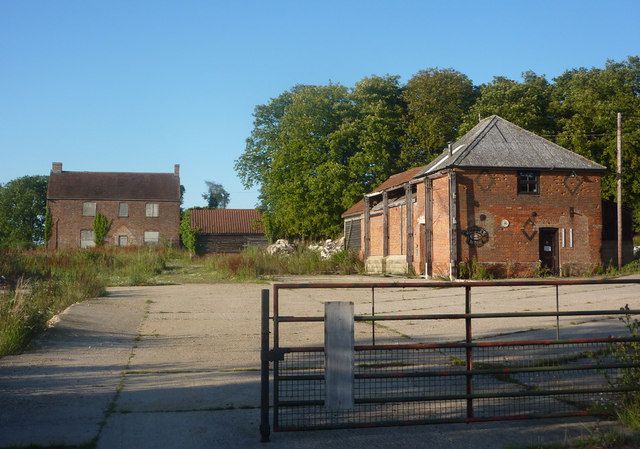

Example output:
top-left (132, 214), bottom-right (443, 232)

top-left (324, 301), bottom-right (354, 411)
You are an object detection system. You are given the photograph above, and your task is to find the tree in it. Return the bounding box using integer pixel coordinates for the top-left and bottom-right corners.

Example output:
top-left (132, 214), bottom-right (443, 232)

top-left (180, 209), bottom-right (198, 256)
top-left (401, 68), bottom-right (475, 167)
top-left (550, 57), bottom-right (640, 229)
top-left (0, 175), bottom-right (48, 248)
top-left (458, 71), bottom-right (555, 136)
top-left (202, 181), bottom-right (230, 208)
top-left (93, 212), bottom-right (112, 246)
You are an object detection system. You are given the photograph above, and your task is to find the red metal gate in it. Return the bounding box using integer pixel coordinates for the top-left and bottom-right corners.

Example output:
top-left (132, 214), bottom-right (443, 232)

top-left (260, 279), bottom-right (640, 441)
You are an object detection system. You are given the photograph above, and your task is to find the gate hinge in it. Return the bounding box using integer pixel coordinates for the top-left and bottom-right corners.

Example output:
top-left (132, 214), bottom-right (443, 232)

top-left (267, 349), bottom-right (285, 362)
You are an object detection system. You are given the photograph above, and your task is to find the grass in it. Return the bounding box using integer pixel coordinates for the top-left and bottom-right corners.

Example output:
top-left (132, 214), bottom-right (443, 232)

top-left (0, 245), bottom-right (363, 357)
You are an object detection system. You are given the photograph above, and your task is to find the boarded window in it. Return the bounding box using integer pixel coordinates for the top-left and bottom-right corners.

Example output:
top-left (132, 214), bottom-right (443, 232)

top-left (144, 231), bottom-right (160, 245)
top-left (146, 203), bottom-right (159, 217)
top-left (80, 230), bottom-right (95, 248)
top-left (119, 203), bottom-right (129, 217)
top-left (517, 171), bottom-right (539, 194)
top-left (118, 235), bottom-right (128, 246)
top-left (83, 202), bottom-right (96, 216)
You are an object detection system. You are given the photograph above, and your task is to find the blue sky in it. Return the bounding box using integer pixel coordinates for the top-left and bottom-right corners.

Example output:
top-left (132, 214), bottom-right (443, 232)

top-left (1, 1), bottom-right (638, 208)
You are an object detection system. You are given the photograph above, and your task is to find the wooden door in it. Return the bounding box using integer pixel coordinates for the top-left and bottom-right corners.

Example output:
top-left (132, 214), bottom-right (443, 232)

top-left (539, 228), bottom-right (558, 275)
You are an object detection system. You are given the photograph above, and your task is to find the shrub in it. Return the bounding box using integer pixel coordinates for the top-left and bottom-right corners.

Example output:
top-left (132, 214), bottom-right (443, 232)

top-left (92, 213), bottom-right (112, 246)
top-left (180, 210), bottom-right (198, 256)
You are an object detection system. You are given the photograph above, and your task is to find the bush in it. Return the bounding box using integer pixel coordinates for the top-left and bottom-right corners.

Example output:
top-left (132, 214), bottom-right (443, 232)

top-left (458, 258), bottom-right (493, 280)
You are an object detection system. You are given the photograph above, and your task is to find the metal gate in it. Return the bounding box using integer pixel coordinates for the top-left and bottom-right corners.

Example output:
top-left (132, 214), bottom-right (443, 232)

top-left (260, 279), bottom-right (640, 441)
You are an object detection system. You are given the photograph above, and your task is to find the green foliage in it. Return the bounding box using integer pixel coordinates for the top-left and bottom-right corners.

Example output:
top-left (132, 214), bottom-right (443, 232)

top-left (459, 71), bottom-right (555, 136)
top-left (402, 68), bottom-right (475, 167)
top-left (0, 247), bottom-right (179, 356)
top-left (0, 175), bottom-right (48, 248)
top-left (43, 207), bottom-right (52, 244)
top-left (92, 212), bottom-right (112, 246)
top-left (180, 209), bottom-right (198, 255)
top-left (237, 57), bottom-right (640, 238)
top-left (202, 180), bottom-right (230, 208)
top-left (458, 258), bottom-right (494, 280)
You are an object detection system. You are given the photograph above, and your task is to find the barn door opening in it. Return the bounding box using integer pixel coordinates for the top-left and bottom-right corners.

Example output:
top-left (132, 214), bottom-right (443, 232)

top-left (539, 228), bottom-right (559, 275)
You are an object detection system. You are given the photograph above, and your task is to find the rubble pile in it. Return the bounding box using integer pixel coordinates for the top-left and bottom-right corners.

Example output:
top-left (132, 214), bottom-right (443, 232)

top-left (266, 239), bottom-right (295, 255)
top-left (308, 237), bottom-right (345, 259)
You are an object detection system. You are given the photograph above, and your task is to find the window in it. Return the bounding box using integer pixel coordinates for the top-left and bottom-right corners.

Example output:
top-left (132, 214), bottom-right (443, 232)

top-left (83, 202), bottom-right (96, 216)
top-left (144, 231), bottom-right (160, 245)
top-left (146, 203), bottom-right (159, 217)
top-left (518, 171), bottom-right (539, 194)
top-left (118, 235), bottom-right (128, 247)
top-left (119, 203), bottom-right (129, 217)
top-left (80, 230), bottom-right (95, 248)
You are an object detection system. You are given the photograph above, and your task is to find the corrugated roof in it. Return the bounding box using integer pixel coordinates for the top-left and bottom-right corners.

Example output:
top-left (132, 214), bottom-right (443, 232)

top-left (190, 208), bottom-right (264, 235)
top-left (47, 171), bottom-right (180, 201)
top-left (341, 165), bottom-right (426, 218)
top-left (419, 115), bottom-right (606, 175)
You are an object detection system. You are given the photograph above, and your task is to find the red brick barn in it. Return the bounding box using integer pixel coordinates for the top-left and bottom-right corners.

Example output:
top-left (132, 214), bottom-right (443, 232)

top-left (47, 162), bottom-right (181, 249)
top-left (345, 115), bottom-right (611, 278)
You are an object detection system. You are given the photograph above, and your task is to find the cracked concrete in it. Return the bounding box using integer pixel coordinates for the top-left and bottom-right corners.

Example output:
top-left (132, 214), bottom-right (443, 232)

top-left (1, 277), bottom-right (639, 448)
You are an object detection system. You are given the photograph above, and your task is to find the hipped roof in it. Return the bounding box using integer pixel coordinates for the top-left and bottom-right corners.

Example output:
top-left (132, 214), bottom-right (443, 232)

top-left (420, 115), bottom-right (606, 175)
top-left (48, 171), bottom-right (180, 201)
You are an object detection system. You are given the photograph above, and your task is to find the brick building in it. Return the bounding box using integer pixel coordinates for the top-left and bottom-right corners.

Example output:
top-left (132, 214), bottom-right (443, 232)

top-left (47, 162), bottom-right (181, 249)
top-left (189, 208), bottom-right (267, 253)
top-left (343, 115), bottom-right (620, 278)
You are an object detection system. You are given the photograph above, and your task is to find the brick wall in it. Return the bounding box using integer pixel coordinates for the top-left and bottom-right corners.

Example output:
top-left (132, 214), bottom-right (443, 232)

top-left (430, 174), bottom-right (451, 277)
top-left (456, 170), bottom-right (602, 276)
top-left (48, 199), bottom-right (180, 249)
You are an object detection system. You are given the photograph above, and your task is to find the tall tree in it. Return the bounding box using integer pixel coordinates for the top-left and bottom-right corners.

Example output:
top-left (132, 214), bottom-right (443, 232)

top-left (401, 68), bottom-right (475, 167)
top-left (0, 175), bottom-right (48, 248)
top-left (551, 57), bottom-right (640, 228)
top-left (458, 71), bottom-right (555, 136)
top-left (203, 181), bottom-right (230, 208)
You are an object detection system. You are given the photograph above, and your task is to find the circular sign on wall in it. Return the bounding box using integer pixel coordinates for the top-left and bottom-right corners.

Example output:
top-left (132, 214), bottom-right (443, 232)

top-left (463, 226), bottom-right (489, 247)
top-left (501, 219), bottom-right (510, 228)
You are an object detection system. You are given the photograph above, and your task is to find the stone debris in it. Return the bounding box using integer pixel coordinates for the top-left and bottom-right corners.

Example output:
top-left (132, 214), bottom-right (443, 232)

top-left (308, 237), bottom-right (345, 259)
top-left (266, 239), bottom-right (295, 255)
top-left (634, 246), bottom-right (640, 258)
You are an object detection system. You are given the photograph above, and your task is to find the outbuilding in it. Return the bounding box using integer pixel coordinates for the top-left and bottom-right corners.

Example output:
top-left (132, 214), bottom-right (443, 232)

top-left (343, 115), bottom-right (626, 278)
top-left (189, 208), bottom-right (267, 253)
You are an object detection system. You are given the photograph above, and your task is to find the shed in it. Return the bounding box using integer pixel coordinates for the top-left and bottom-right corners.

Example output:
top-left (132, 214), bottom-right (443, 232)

top-left (190, 208), bottom-right (267, 253)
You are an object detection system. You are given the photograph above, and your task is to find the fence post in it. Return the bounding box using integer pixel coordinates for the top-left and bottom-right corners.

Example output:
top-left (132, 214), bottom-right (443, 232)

top-left (325, 302), bottom-right (355, 411)
top-left (465, 286), bottom-right (474, 419)
top-left (371, 287), bottom-right (376, 345)
top-left (555, 285), bottom-right (560, 340)
top-left (260, 289), bottom-right (271, 442)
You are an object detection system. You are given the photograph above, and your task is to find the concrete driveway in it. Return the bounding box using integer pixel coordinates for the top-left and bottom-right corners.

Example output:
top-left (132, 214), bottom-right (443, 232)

top-left (1, 277), bottom-right (639, 449)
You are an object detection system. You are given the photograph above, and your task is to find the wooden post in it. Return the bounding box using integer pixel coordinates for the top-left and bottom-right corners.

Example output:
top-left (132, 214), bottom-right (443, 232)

top-left (405, 183), bottom-right (414, 265)
top-left (424, 178), bottom-right (433, 278)
top-left (449, 171), bottom-right (458, 280)
top-left (325, 302), bottom-right (354, 411)
top-left (617, 112), bottom-right (623, 270)
top-left (363, 196), bottom-right (370, 259)
top-left (382, 191), bottom-right (389, 257)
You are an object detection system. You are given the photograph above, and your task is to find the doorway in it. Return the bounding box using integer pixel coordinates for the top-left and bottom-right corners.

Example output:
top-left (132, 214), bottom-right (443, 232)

top-left (539, 228), bottom-right (559, 275)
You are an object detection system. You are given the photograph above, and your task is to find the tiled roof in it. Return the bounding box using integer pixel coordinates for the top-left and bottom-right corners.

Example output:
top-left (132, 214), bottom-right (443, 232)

top-left (47, 171), bottom-right (180, 201)
top-left (190, 208), bottom-right (264, 235)
top-left (341, 165), bottom-right (426, 218)
top-left (420, 115), bottom-right (606, 175)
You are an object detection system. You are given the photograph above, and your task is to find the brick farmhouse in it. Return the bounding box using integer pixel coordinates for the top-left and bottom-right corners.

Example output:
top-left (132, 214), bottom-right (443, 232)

top-left (343, 115), bottom-right (630, 278)
top-left (47, 162), bottom-right (181, 249)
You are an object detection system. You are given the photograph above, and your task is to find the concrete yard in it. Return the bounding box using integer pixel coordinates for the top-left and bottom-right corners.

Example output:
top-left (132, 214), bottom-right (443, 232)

top-left (1, 277), bottom-right (639, 449)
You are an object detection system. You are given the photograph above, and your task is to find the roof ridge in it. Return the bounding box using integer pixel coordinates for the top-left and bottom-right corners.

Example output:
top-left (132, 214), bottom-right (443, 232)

top-left (448, 115), bottom-right (499, 167)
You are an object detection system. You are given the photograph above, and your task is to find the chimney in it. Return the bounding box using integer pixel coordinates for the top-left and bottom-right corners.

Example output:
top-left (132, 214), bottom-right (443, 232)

top-left (52, 162), bottom-right (62, 173)
top-left (174, 164), bottom-right (180, 176)
top-left (448, 143), bottom-right (453, 157)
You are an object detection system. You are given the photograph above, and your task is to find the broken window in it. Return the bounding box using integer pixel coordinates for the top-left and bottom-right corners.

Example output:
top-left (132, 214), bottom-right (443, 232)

top-left (518, 171), bottom-right (539, 194)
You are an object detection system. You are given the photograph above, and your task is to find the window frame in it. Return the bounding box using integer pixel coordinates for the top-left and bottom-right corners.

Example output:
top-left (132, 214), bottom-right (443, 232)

top-left (82, 202), bottom-right (97, 217)
top-left (145, 203), bottom-right (159, 218)
top-left (118, 203), bottom-right (129, 218)
top-left (144, 231), bottom-right (160, 245)
top-left (80, 229), bottom-right (95, 248)
top-left (517, 170), bottom-right (540, 195)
